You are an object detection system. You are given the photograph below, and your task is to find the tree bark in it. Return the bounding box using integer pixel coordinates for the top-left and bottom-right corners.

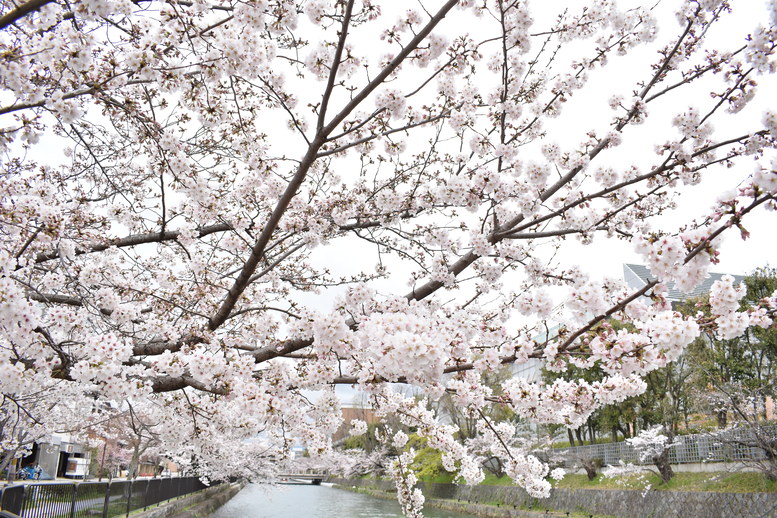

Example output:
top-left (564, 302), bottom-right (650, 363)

top-left (128, 443), bottom-right (141, 479)
top-left (580, 457), bottom-right (599, 481)
top-left (653, 428), bottom-right (675, 484)
top-left (653, 447), bottom-right (674, 483)
top-left (717, 409), bottom-right (728, 429)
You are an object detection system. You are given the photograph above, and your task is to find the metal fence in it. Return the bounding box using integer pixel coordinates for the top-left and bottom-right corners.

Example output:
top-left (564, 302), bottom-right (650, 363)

top-left (0, 476), bottom-right (211, 518)
top-left (550, 424), bottom-right (777, 468)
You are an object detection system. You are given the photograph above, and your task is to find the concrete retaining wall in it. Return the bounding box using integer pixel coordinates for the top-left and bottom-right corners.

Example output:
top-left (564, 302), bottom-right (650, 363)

top-left (338, 484), bottom-right (581, 518)
top-left (332, 478), bottom-right (777, 518)
top-left (131, 482), bottom-right (243, 518)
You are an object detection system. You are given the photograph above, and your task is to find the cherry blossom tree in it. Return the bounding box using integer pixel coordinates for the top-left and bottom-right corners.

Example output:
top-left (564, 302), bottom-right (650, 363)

top-left (601, 425), bottom-right (677, 491)
top-left (88, 403), bottom-right (162, 479)
top-left (1, 0), bottom-right (777, 514)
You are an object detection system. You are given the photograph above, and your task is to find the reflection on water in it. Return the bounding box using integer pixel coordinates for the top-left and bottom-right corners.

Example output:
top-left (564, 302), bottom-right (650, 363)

top-left (210, 483), bottom-right (479, 518)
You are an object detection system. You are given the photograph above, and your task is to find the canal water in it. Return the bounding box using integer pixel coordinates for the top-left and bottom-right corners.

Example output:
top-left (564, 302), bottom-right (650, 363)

top-left (210, 483), bottom-right (478, 518)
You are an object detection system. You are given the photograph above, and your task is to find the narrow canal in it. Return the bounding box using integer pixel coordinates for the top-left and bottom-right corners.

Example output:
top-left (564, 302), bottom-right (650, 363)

top-left (210, 483), bottom-right (479, 518)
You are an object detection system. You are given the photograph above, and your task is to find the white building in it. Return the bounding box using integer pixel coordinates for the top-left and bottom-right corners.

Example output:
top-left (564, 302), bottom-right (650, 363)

top-left (622, 263), bottom-right (746, 306)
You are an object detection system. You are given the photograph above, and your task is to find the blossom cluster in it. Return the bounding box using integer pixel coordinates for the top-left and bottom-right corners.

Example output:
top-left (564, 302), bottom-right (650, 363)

top-left (503, 374), bottom-right (646, 429)
top-left (0, 0), bottom-right (776, 511)
top-left (708, 275), bottom-right (774, 339)
top-left (627, 426), bottom-right (678, 463)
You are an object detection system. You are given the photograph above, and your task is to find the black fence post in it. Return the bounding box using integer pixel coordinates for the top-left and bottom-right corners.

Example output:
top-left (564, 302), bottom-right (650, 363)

top-left (18, 485), bottom-right (25, 517)
top-left (143, 479), bottom-right (150, 511)
top-left (160, 477), bottom-right (170, 506)
top-left (102, 480), bottom-right (111, 518)
top-left (70, 484), bottom-right (78, 518)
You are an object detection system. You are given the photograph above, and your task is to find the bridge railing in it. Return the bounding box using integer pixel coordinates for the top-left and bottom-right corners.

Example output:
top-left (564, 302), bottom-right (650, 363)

top-left (277, 473), bottom-right (327, 479)
top-left (0, 476), bottom-right (213, 518)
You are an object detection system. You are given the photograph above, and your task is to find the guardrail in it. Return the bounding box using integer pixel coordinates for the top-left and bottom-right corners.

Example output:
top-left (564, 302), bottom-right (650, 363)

top-left (0, 476), bottom-right (212, 518)
top-left (550, 424), bottom-right (777, 467)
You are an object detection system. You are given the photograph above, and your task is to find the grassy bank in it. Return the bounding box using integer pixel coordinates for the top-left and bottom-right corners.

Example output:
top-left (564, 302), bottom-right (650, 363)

top-left (342, 471), bottom-right (775, 518)
top-left (553, 471), bottom-right (777, 493)
top-left (403, 470), bottom-right (777, 493)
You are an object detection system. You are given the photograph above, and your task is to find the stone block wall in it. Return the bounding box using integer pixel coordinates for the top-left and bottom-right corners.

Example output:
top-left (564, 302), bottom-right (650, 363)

top-left (332, 478), bottom-right (777, 517)
top-left (132, 482), bottom-right (243, 518)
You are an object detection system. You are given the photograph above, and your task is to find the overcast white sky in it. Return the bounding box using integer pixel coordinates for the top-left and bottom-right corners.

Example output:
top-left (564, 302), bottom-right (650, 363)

top-left (300, 0), bottom-right (776, 409)
top-left (308, 0), bottom-right (775, 295)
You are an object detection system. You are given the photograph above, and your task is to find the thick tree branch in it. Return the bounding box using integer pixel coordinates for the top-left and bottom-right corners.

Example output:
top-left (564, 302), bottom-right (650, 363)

top-left (208, 0), bottom-right (461, 331)
top-left (0, 0), bottom-right (55, 31)
top-left (33, 223), bottom-right (233, 265)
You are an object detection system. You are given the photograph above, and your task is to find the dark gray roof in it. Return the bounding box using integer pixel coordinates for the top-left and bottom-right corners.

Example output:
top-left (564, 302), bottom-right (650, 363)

top-left (623, 263), bottom-right (746, 301)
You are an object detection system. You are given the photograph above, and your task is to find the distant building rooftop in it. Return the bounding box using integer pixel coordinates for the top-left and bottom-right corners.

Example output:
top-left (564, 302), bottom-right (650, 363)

top-left (623, 263), bottom-right (746, 302)
top-left (332, 406), bottom-right (378, 444)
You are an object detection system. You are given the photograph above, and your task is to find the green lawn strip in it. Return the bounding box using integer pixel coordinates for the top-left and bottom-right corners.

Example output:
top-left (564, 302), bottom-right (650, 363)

top-left (417, 472), bottom-right (534, 485)
top-left (480, 473), bottom-right (516, 486)
top-left (360, 470), bottom-right (777, 493)
top-left (349, 470), bottom-right (774, 518)
top-left (421, 473), bottom-right (456, 484)
top-left (552, 472), bottom-right (777, 493)
top-left (549, 437), bottom-right (617, 449)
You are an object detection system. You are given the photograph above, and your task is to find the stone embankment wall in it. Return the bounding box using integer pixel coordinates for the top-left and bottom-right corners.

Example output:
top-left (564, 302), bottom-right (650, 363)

top-left (132, 482), bottom-right (243, 518)
top-left (332, 478), bottom-right (777, 518)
